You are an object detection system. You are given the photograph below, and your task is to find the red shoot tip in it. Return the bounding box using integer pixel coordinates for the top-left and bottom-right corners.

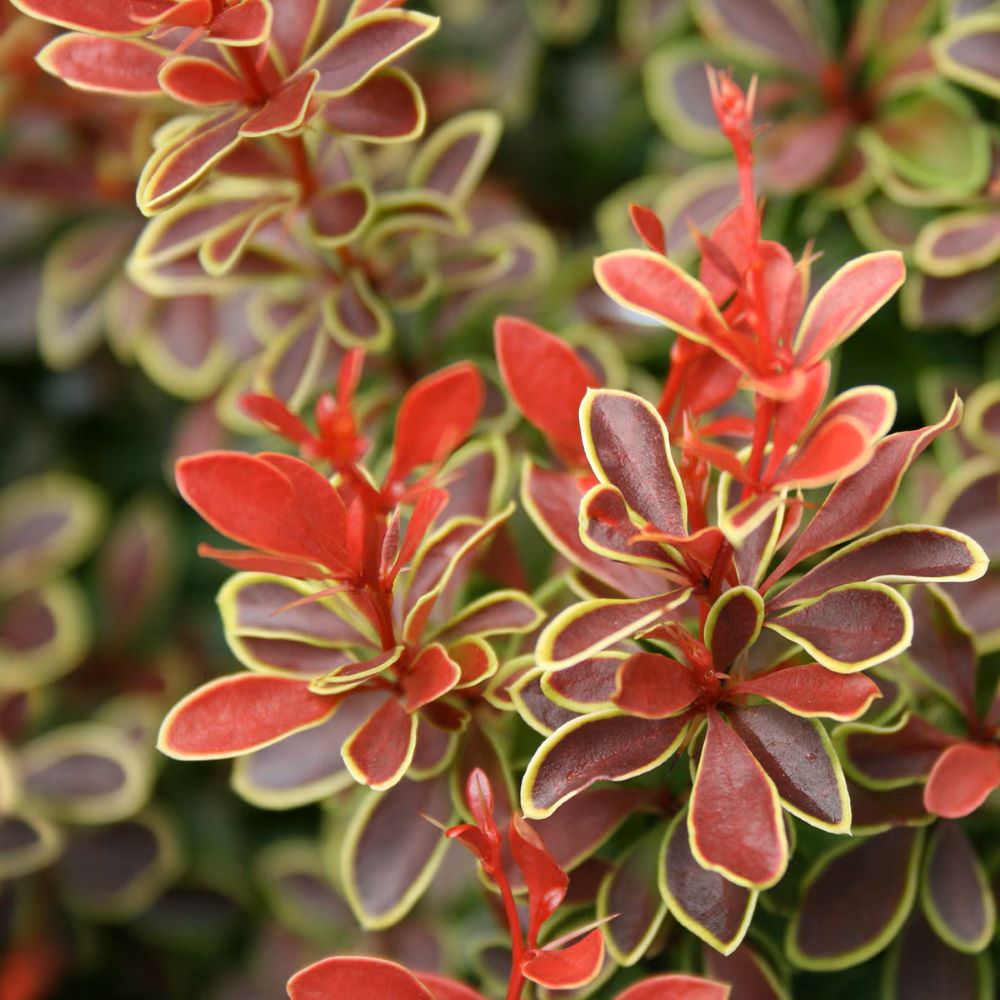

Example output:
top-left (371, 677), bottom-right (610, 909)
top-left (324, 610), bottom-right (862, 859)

top-left (706, 67), bottom-right (757, 149)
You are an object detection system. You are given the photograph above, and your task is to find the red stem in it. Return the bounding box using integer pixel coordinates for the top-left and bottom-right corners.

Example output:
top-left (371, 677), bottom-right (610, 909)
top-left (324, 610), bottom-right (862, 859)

top-left (284, 135), bottom-right (317, 202)
top-left (230, 45), bottom-right (268, 102)
top-left (744, 394), bottom-right (775, 494)
top-left (496, 868), bottom-right (526, 1000)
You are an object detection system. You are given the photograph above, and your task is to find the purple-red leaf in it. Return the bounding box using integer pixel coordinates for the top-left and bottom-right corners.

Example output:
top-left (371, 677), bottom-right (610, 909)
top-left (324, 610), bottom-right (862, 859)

top-left (705, 586), bottom-right (763, 671)
top-left (581, 389), bottom-right (687, 535)
top-left (921, 820), bottom-right (995, 953)
top-left (766, 583), bottom-right (912, 672)
top-left (521, 710), bottom-right (688, 819)
top-left (726, 704), bottom-right (850, 832)
top-left (789, 827), bottom-right (923, 970)
top-left (771, 527), bottom-right (988, 609)
top-left (660, 809), bottom-right (756, 955)
top-left (614, 974), bottom-right (730, 1000)
top-left (305, 10), bottom-right (439, 96)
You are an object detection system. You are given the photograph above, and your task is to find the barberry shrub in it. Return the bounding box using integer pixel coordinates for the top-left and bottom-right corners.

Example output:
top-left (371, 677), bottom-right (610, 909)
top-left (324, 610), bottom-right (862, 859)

top-left (3, 2), bottom-right (997, 999)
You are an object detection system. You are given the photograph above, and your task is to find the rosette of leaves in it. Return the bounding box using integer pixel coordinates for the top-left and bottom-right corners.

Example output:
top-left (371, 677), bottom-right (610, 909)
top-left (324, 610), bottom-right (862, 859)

top-left (640, 0), bottom-right (1000, 331)
top-left (13, 1), bottom-right (448, 395)
top-left (127, 107), bottom-right (552, 417)
top-left (493, 75), bottom-right (990, 963)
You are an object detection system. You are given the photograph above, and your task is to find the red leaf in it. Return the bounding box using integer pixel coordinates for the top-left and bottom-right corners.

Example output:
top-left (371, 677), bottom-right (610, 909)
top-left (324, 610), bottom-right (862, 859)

top-left (196, 544), bottom-right (327, 578)
top-left (521, 928), bottom-right (604, 990)
top-left (614, 974), bottom-right (730, 1000)
top-left (388, 363), bottom-right (484, 484)
top-left (287, 956), bottom-right (433, 1000)
top-left (13, 0), bottom-right (147, 33)
top-left (239, 393), bottom-right (315, 447)
top-left (494, 316), bottom-right (598, 465)
top-left (730, 664), bottom-right (880, 720)
top-left (178, 450), bottom-right (348, 570)
top-left (613, 652), bottom-right (700, 719)
top-left (629, 203), bottom-right (666, 254)
top-left (772, 415), bottom-right (870, 489)
top-left (158, 674), bottom-right (337, 758)
top-left (209, 0), bottom-right (271, 44)
top-left (923, 742), bottom-right (1000, 819)
top-left (464, 766), bottom-right (500, 848)
top-left (391, 487), bottom-right (448, 582)
top-left (159, 56), bottom-right (248, 106)
top-left (342, 696), bottom-right (416, 789)
top-left (242, 71), bottom-right (318, 136)
top-left (131, 0), bottom-right (211, 28)
top-left (414, 973), bottom-right (488, 1000)
top-left (38, 35), bottom-right (165, 95)
top-left (766, 361), bottom-right (830, 473)
top-left (509, 815), bottom-right (568, 942)
top-left (794, 252), bottom-right (905, 365)
top-left (594, 251), bottom-right (726, 356)
top-left (401, 645), bottom-right (461, 712)
top-left (689, 711), bottom-right (786, 888)
top-left (764, 398), bottom-right (963, 588)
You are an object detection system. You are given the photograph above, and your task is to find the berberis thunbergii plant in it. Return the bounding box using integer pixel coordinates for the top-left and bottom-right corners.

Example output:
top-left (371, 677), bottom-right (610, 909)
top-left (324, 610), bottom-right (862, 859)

top-left (3, 1), bottom-right (997, 998)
